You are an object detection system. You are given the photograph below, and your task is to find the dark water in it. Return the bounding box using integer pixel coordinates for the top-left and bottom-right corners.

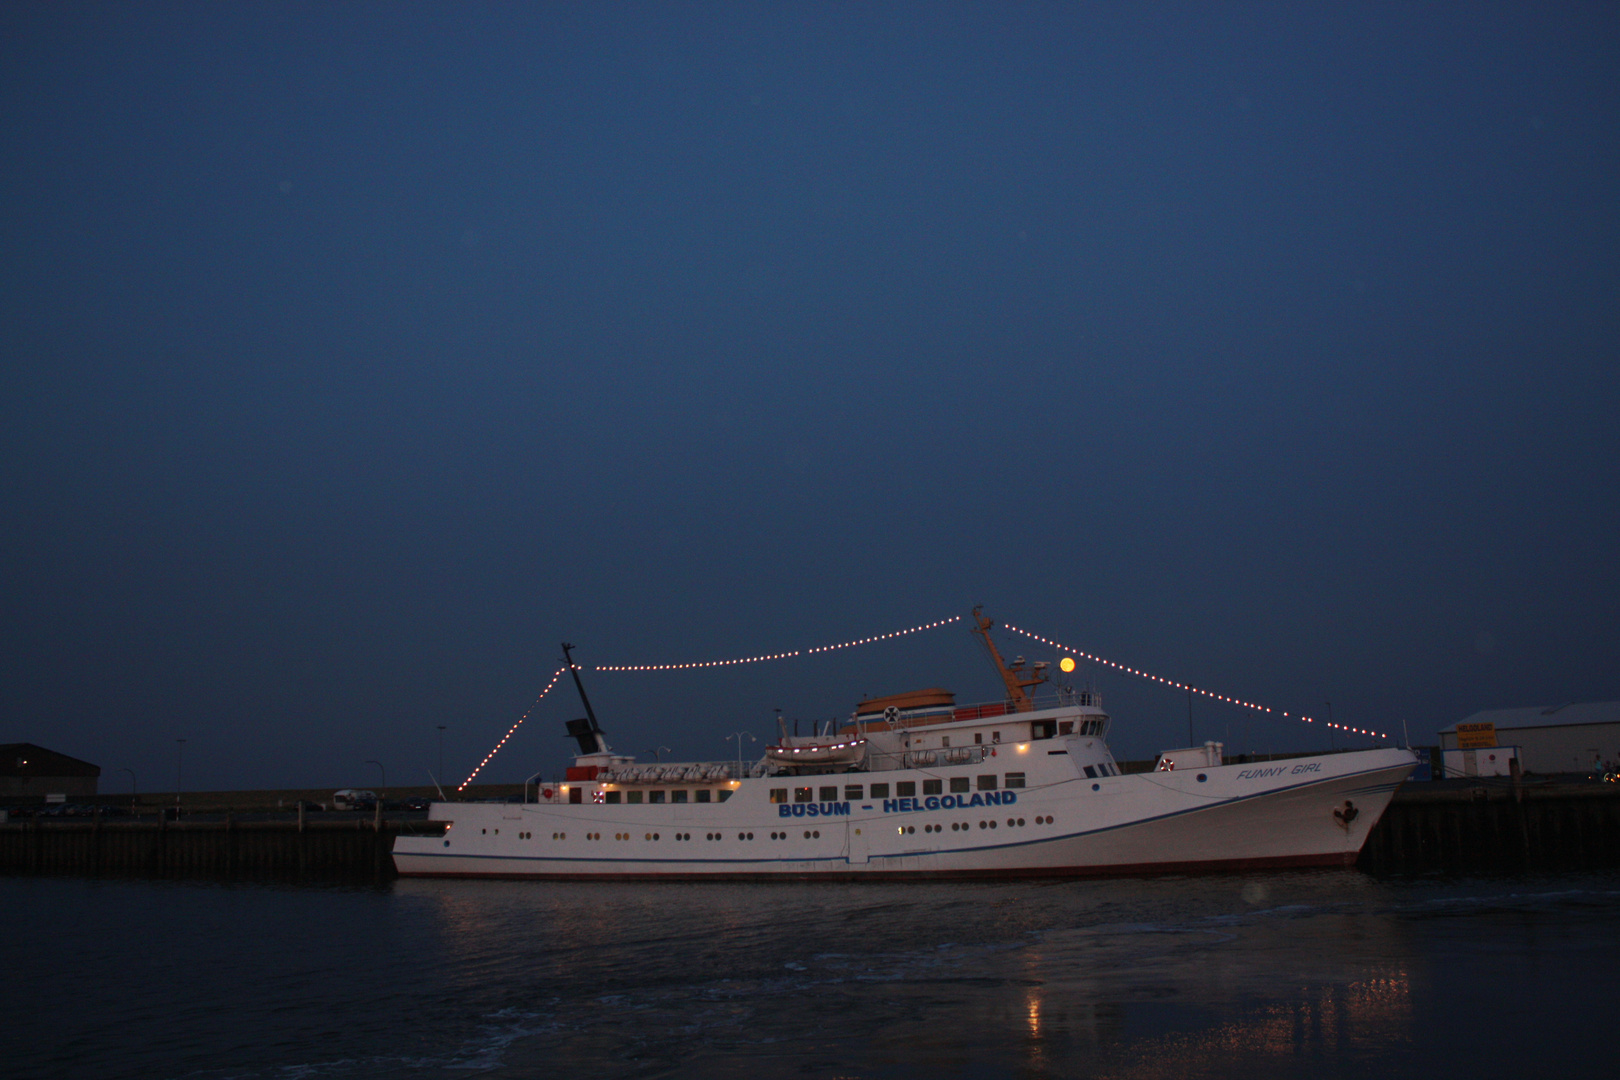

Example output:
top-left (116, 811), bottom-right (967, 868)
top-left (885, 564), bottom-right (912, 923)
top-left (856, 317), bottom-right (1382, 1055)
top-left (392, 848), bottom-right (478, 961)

top-left (5, 869), bottom-right (1618, 1080)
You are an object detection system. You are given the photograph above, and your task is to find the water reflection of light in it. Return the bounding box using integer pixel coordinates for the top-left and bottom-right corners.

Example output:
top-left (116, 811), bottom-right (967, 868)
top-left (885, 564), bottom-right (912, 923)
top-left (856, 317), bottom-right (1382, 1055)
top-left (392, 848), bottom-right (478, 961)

top-left (1097, 966), bottom-right (1415, 1080)
top-left (1026, 992), bottom-right (1041, 1038)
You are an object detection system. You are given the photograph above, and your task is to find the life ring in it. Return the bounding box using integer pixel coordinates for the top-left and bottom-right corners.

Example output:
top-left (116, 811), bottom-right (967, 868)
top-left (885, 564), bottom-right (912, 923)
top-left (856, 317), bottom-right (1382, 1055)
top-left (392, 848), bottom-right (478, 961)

top-left (991, 748), bottom-right (997, 757)
top-left (541, 788), bottom-right (553, 800)
top-left (884, 706), bottom-right (900, 723)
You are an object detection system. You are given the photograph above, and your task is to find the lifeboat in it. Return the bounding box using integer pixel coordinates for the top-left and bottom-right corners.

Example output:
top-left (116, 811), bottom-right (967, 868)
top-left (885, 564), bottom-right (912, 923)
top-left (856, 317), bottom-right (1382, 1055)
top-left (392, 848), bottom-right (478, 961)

top-left (765, 735), bottom-right (868, 768)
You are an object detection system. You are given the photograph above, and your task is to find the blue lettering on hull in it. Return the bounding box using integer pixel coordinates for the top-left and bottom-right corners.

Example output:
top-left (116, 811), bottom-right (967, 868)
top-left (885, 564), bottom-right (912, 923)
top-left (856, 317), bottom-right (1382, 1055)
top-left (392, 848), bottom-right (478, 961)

top-left (779, 802), bottom-right (852, 818)
top-left (881, 792), bottom-right (1016, 814)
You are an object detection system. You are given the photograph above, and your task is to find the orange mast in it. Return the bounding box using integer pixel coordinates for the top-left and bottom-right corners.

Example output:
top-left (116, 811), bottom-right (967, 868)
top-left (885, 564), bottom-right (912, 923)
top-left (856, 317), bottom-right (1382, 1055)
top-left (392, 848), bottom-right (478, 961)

top-left (971, 606), bottom-right (1048, 712)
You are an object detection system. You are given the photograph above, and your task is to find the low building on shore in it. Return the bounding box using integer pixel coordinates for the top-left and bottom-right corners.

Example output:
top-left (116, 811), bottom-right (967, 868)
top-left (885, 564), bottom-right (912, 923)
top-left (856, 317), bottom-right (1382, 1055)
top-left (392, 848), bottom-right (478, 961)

top-left (1437, 702), bottom-right (1620, 776)
top-left (0, 743), bottom-right (101, 800)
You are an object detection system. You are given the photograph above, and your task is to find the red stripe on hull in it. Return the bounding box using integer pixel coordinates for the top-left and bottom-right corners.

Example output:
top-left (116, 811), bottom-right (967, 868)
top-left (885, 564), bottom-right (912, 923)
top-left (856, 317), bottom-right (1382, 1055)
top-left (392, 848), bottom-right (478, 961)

top-left (394, 849), bottom-right (1356, 882)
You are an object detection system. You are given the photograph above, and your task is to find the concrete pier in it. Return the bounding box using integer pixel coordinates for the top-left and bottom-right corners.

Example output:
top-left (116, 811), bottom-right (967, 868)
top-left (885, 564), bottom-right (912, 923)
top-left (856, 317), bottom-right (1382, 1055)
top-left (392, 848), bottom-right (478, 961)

top-left (0, 817), bottom-right (445, 883)
top-left (1358, 781), bottom-right (1620, 875)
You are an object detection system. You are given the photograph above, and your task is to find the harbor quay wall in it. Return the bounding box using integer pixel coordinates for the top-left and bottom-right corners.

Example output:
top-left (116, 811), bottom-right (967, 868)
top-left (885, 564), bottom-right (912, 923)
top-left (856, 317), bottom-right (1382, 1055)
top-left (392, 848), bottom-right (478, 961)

top-left (1358, 782), bottom-right (1620, 875)
top-left (2, 784), bottom-right (1616, 881)
top-left (0, 817), bottom-right (446, 883)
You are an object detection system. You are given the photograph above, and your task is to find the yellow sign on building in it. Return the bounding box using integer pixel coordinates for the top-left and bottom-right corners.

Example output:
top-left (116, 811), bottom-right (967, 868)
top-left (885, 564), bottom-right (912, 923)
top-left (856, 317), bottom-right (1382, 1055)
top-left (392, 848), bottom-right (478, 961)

top-left (1455, 721), bottom-right (1498, 749)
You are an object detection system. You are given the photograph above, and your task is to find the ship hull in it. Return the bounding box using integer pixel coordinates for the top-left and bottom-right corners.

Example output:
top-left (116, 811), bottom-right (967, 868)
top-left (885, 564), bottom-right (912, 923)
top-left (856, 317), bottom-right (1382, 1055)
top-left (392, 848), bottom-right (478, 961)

top-left (393, 746), bottom-right (1414, 880)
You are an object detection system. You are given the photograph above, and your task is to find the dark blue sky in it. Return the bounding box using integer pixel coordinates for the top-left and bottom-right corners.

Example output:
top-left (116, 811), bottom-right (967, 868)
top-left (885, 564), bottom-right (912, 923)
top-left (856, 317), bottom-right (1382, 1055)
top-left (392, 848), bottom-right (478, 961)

top-left (5, 3), bottom-right (1617, 792)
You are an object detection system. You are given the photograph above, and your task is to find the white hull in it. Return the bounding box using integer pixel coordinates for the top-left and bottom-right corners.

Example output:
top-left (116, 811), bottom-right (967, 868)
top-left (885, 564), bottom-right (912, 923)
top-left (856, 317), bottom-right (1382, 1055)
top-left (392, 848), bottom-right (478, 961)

top-left (395, 736), bottom-right (1416, 879)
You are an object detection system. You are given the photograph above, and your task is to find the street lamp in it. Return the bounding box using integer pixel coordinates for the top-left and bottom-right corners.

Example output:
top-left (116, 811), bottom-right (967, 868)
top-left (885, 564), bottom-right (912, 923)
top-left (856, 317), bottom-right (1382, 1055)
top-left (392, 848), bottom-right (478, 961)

top-left (119, 768), bottom-right (137, 815)
top-left (725, 732), bottom-right (756, 777)
top-left (175, 739), bottom-right (185, 816)
top-left (648, 746), bottom-right (671, 762)
top-left (364, 759), bottom-right (385, 797)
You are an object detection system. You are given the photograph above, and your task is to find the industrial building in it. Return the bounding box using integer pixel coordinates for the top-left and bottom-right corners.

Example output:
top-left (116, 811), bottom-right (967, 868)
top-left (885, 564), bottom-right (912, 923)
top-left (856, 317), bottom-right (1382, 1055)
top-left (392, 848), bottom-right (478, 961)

top-left (0, 743), bottom-right (101, 800)
top-left (1437, 702), bottom-right (1620, 776)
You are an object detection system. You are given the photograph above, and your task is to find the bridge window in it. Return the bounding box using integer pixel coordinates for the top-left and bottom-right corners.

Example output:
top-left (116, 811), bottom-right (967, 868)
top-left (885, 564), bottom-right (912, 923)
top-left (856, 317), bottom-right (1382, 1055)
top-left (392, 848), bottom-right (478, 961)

top-left (695, 790), bottom-right (712, 803)
top-left (794, 787), bottom-right (813, 803)
top-left (977, 775), bottom-right (997, 791)
top-left (819, 786), bottom-right (839, 802)
top-left (1004, 772), bottom-right (1026, 788)
top-left (896, 781), bottom-right (916, 797)
top-left (605, 791), bottom-right (621, 804)
top-left (718, 789), bottom-right (733, 802)
top-left (627, 791), bottom-right (643, 804)
top-left (870, 783), bottom-right (890, 798)
top-left (949, 777), bottom-right (970, 793)
top-left (671, 790), bottom-right (688, 803)
top-left (1058, 721), bottom-right (1074, 735)
top-left (923, 779), bottom-right (942, 796)
top-left (649, 790), bottom-right (666, 804)
top-left (769, 788), bottom-right (787, 803)
top-left (845, 785), bottom-right (863, 800)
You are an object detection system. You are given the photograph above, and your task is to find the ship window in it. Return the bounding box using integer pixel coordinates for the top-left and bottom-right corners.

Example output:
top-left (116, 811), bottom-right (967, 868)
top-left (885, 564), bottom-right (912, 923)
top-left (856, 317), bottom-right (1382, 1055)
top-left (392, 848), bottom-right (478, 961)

top-left (819, 786), bottom-right (839, 802)
top-left (770, 788), bottom-right (787, 803)
top-left (718, 789), bottom-right (733, 802)
top-left (794, 787), bottom-right (813, 803)
top-left (992, 731), bottom-right (1001, 743)
top-left (1004, 772), bottom-right (1026, 788)
top-left (896, 781), bottom-right (916, 797)
top-left (1058, 721), bottom-right (1074, 735)
top-left (974, 732), bottom-right (983, 744)
top-left (977, 775), bottom-right (997, 791)
top-left (671, 790), bottom-right (688, 803)
top-left (569, 788), bottom-right (582, 804)
top-left (649, 790), bottom-right (667, 804)
top-left (869, 783), bottom-right (890, 798)
top-left (942, 737), bottom-right (951, 748)
top-left (627, 791), bottom-right (643, 804)
top-left (922, 779), bottom-right (942, 796)
top-left (845, 785), bottom-right (863, 800)
top-left (695, 790), bottom-right (712, 803)
top-left (605, 791), bottom-right (621, 804)
top-left (949, 777), bottom-right (970, 793)
top-left (1083, 765), bottom-right (1097, 779)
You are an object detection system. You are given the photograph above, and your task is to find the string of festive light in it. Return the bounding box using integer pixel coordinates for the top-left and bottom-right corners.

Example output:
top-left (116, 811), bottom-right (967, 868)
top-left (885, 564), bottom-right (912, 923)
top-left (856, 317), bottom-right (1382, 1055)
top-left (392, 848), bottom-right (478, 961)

top-left (595, 615), bottom-right (962, 671)
top-left (1002, 623), bottom-right (1390, 741)
top-left (462, 616), bottom-right (965, 783)
top-left (457, 666), bottom-right (567, 790)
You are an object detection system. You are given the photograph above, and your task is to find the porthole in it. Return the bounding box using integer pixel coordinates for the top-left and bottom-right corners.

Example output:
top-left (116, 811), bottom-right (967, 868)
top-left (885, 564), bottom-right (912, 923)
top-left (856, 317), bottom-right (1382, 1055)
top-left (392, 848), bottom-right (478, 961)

top-left (1017, 818), bottom-right (1025, 826)
top-left (442, 840), bottom-right (450, 847)
top-left (1197, 773), bottom-right (1207, 782)
top-left (990, 820), bottom-right (997, 829)
top-left (746, 832), bottom-right (754, 839)
top-left (1092, 783), bottom-right (1100, 791)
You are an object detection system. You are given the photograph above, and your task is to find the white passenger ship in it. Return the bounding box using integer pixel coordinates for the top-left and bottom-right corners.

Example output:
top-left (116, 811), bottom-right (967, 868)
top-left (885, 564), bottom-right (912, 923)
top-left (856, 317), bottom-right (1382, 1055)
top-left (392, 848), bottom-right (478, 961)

top-left (393, 611), bottom-right (1416, 879)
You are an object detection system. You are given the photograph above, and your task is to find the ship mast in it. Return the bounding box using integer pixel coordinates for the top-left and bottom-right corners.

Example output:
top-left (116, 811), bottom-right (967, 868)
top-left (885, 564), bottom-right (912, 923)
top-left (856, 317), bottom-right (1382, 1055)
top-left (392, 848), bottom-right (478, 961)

top-left (971, 606), bottom-right (1048, 712)
top-left (560, 642), bottom-right (608, 755)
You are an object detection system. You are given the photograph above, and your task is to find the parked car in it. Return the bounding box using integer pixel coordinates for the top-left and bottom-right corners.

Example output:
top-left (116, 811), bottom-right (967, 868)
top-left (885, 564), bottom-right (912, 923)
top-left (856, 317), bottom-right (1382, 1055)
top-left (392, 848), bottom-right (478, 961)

top-left (399, 795), bottom-right (433, 811)
top-left (332, 789), bottom-right (378, 811)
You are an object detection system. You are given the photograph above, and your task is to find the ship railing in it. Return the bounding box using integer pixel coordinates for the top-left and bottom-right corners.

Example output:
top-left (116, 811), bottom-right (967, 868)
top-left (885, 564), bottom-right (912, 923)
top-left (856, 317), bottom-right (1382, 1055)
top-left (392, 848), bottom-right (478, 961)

top-left (902, 746), bottom-right (991, 768)
top-left (593, 759), bottom-right (767, 784)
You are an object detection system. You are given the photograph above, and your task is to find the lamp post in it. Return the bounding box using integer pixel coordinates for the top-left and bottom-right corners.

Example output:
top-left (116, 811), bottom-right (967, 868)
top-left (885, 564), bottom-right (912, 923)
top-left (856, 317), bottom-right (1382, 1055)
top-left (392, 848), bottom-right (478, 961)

top-left (648, 746), bottom-right (671, 762)
top-left (725, 732), bottom-right (755, 777)
top-left (175, 739), bottom-right (185, 817)
top-left (364, 759), bottom-right (385, 799)
top-left (119, 768), bottom-right (137, 815)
